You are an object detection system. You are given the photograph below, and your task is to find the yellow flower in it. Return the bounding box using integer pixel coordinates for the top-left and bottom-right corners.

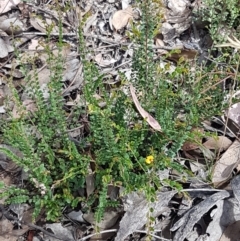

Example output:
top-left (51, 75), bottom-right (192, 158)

top-left (145, 155), bottom-right (154, 164)
top-left (88, 104), bottom-right (94, 113)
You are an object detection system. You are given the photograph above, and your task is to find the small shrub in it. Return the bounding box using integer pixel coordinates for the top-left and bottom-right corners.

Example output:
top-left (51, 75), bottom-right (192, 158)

top-left (199, 0), bottom-right (240, 41)
top-left (0, 0), bottom-right (230, 224)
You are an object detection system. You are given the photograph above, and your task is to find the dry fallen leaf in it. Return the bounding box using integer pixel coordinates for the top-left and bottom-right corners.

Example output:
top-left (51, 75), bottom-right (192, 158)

top-left (30, 16), bottom-right (46, 33)
top-left (83, 12), bottom-right (98, 34)
top-left (219, 220), bottom-right (240, 241)
top-left (0, 38), bottom-right (10, 58)
top-left (30, 15), bottom-right (58, 33)
top-left (45, 223), bottom-right (74, 241)
top-left (203, 136), bottom-right (232, 152)
top-left (225, 102), bottom-right (240, 133)
top-left (212, 140), bottom-right (240, 187)
top-left (0, 18), bottom-right (24, 35)
top-left (83, 209), bottom-right (119, 229)
top-left (0, 0), bottom-right (20, 14)
top-left (167, 49), bottom-right (198, 62)
top-left (28, 39), bottom-right (44, 50)
top-left (155, 34), bottom-right (168, 55)
top-left (86, 173), bottom-right (95, 197)
top-left (130, 84), bottom-right (162, 132)
top-left (94, 53), bottom-right (117, 67)
top-left (111, 6), bottom-right (133, 31)
top-left (171, 191), bottom-right (230, 241)
top-left (204, 199), bottom-right (239, 241)
top-left (232, 175), bottom-right (240, 206)
top-left (0, 218), bottom-right (15, 241)
top-left (116, 191), bottom-right (176, 241)
top-left (182, 141), bottom-right (200, 151)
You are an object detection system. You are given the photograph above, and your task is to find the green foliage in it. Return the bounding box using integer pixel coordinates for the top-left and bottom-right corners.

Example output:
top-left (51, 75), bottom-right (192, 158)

top-left (0, 0), bottom-right (229, 225)
top-left (200, 0), bottom-right (240, 41)
top-left (79, 0), bottom-right (226, 222)
top-left (0, 182), bottom-right (29, 204)
top-left (0, 21), bottom-right (89, 221)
